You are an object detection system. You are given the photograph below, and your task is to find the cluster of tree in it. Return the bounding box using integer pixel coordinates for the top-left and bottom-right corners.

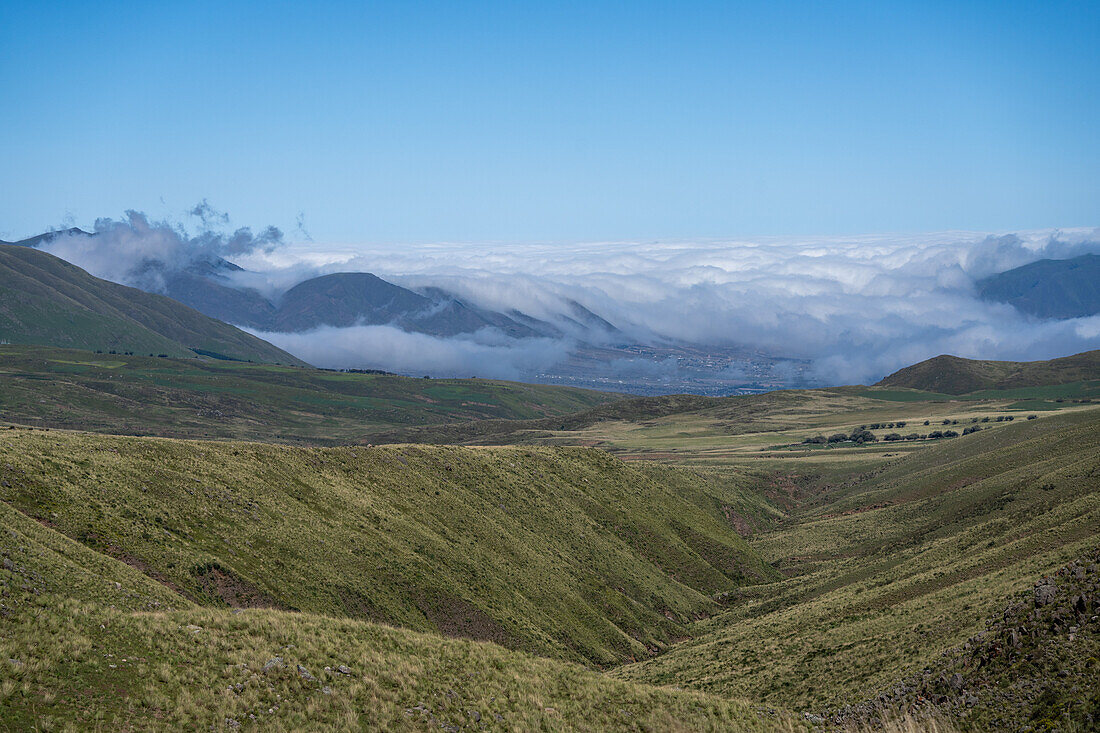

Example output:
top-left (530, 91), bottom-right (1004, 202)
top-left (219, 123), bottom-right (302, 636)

top-left (803, 416), bottom-right (1011, 447)
top-left (863, 421), bottom-right (906, 430)
top-left (803, 427), bottom-right (878, 445)
top-left (881, 429), bottom-right (959, 441)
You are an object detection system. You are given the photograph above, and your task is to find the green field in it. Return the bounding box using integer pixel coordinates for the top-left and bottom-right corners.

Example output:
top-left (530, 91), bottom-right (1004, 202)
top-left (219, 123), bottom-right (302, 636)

top-left (0, 345), bottom-right (621, 442)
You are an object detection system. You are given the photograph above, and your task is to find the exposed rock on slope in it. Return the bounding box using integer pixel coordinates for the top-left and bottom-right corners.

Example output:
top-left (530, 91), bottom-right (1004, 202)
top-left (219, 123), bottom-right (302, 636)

top-left (837, 552), bottom-right (1100, 731)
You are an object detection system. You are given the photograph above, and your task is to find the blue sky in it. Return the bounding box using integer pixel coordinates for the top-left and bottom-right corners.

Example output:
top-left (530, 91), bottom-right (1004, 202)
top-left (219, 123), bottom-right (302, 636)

top-left (2, 1), bottom-right (1098, 243)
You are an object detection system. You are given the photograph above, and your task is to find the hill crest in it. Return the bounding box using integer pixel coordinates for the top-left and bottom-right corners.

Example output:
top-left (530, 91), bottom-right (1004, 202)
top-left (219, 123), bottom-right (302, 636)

top-left (875, 349), bottom-right (1100, 394)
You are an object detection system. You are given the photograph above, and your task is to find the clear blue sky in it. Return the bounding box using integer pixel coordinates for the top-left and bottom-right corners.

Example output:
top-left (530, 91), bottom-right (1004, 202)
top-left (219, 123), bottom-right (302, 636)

top-left (2, 1), bottom-right (1098, 243)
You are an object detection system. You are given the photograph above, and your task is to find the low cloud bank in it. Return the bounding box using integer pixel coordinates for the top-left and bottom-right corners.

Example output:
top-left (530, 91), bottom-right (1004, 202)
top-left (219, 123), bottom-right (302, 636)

top-left (30, 210), bottom-right (1100, 386)
top-left (269, 229), bottom-right (1100, 384)
top-left (250, 325), bottom-right (572, 381)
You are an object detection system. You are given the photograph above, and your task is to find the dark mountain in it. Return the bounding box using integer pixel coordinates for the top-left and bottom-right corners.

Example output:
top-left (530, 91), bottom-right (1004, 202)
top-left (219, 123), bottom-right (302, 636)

top-left (163, 268), bottom-right (276, 329)
top-left (977, 253), bottom-right (1100, 319)
top-left (876, 349), bottom-right (1100, 394)
top-left (275, 273), bottom-right (437, 331)
top-left (0, 244), bottom-right (307, 365)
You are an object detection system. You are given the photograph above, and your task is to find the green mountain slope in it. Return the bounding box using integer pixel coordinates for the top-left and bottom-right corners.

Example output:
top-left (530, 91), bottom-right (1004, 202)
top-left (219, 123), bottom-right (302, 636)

top-left (613, 409), bottom-right (1100, 713)
top-left (0, 501), bottom-right (799, 732)
top-left (875, 349), bottom-right (1100, 394)
top-left (0, 244), bottom-right (306, 365)
top-left (0, 429), bottom-right (776, 665)
top-left (0, 345), bottom-right (621, 442)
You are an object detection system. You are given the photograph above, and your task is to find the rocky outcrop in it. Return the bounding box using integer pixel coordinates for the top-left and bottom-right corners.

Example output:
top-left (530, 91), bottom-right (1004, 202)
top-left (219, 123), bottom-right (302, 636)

top-left (835, 552), bottom-right (1100, 731)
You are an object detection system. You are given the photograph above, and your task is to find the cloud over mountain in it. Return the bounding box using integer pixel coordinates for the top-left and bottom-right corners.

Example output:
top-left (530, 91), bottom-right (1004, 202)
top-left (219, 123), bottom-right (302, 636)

top-left (29, 212), bottom-right (1100, 386)
top-left (266, 228), bottom-right (1100, 384)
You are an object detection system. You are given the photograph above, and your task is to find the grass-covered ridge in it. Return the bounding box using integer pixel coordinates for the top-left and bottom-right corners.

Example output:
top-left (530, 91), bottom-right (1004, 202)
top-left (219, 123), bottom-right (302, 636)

top-left (0, 429), bottom-right (774, 665)
top-left (0, 501), bottom-right (802, 732)
top-left (0, 345), bottom-right (621, 442)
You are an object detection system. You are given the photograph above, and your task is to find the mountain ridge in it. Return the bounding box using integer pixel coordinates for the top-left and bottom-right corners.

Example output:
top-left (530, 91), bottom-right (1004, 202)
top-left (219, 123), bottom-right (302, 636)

top-left (0, 244), bottom-right (307, 365)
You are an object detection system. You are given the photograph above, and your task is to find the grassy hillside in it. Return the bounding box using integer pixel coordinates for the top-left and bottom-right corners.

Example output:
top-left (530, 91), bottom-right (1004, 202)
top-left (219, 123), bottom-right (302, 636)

top-left (0, 345), bottom-right (621, 442)
top-left (0, 429), bottom-right (775, 666)
top-left (875, 349), bottom-right (1100, 394)
top-left (0, 501), bottom-right (801, 732)
top-left (613, 409), bottom-right (1100, 717)
top-left (0, 244), bottom-right (305, 365)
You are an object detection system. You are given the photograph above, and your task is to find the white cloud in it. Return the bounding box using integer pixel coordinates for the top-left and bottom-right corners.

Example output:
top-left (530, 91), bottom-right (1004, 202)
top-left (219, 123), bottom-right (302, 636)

top-left (257, 228), bottom-right (1100, 384)
top-left (248, 325), bottom-right (573, 381)
top-left (30, 211), bottom-right (1100, 386)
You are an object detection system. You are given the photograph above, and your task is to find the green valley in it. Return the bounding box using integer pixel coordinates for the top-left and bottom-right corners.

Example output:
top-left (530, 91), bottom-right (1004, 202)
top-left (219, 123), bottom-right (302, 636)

top-left (1, 347), bottom-right (1097, 731)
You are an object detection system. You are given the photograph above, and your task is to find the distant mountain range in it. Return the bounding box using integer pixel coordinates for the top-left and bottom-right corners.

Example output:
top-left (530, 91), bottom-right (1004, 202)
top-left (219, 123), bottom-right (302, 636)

top-left (4, 229), bottom-right (620, 340)
top-left (876, 349), bottom-right (1100, 394)
top-left (0, 242), bottom-right (306, 365)
top-left (977, 253), bottom-right (1100, 319)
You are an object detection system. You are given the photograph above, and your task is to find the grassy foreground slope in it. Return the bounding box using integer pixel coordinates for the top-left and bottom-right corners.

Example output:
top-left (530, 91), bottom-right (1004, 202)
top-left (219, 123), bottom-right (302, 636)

top-left (0, 429), bottom-right (774, 666)
top-left (0, 244), bottom-right (306, 365)
top-left (0, 502), bottom-right (800, 732)
top-left (0, 345), bottom-right (621, 442)
top-left (614, 409), bottom-right (1100, 714)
